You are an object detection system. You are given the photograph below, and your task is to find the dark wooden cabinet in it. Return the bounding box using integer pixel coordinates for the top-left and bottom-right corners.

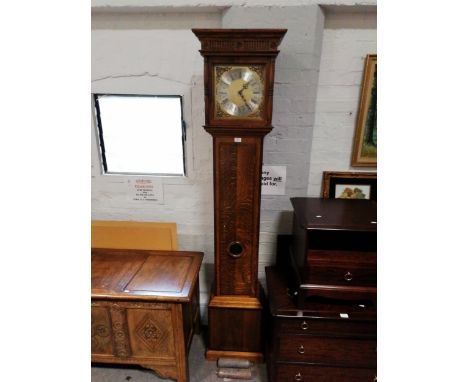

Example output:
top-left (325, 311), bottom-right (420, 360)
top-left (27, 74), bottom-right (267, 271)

top-left (192, 28), bottom-right (287, 361)
top-left (265, 266), bottom-right (377, 382)
top-left (289, 198), bottom-right (377, 305)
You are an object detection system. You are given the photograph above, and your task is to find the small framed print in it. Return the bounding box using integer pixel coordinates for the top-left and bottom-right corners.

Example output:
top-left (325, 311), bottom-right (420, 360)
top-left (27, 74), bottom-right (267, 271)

top-left (322, 171), bottom-right (377, 201)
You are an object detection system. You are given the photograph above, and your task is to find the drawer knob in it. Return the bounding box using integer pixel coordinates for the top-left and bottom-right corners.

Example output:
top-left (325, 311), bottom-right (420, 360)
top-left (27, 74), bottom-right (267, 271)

top-left (344, 272), bottom-right (353, 281)
top-left (300, 321), bottom-right (309, 330)
top-left (297, 344), bottom-right (305, 354)
top-left (294, 372), bottom-right (302, 381)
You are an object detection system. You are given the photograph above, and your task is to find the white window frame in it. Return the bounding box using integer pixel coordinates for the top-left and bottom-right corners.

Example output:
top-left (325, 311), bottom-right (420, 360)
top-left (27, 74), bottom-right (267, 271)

top-left (93, 93), bottom-right (187, 177)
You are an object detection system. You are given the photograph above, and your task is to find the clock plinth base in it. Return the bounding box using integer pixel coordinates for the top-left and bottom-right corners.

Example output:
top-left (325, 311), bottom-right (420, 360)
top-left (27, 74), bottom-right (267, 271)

top-left (205, 349), bottom-right (263, 363)
top-left (206, 284), bottom-right (265, 362)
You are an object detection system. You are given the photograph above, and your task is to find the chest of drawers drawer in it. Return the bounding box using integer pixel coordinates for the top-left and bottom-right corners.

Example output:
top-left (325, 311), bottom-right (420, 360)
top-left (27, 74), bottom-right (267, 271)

top-left (275, 363), bottom-right (377, 382)
top-left (306, 261), bottom-right (376, 287)
top-left (277, 317), bottom-right (376, 337)
top-left (304, 249), bottom-right (376, 286)
top-left (277, 335), bottom-right (376, 368)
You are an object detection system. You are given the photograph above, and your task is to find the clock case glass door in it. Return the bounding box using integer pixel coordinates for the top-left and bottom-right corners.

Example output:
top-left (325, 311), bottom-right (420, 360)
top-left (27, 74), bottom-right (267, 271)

top-left (214, 65), bottom-right (265, 119)
top-left (206, 57), bottom-right (274, 128)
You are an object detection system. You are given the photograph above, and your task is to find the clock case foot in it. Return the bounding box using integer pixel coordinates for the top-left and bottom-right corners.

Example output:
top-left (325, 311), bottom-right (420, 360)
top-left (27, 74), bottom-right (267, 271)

top-left (206, 282), bottom-right (266, 361)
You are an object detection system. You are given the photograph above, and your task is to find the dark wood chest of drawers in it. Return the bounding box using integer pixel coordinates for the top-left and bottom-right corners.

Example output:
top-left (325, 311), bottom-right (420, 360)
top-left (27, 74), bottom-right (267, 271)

top-left (266, 266), bottom-right (377, 382)
top-left (289, 198), bottom-right (377, 305)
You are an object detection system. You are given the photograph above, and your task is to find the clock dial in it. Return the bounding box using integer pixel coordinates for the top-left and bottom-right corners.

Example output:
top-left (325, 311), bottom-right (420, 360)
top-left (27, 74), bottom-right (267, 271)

top-left (215, 66), bottom-right (265, 118)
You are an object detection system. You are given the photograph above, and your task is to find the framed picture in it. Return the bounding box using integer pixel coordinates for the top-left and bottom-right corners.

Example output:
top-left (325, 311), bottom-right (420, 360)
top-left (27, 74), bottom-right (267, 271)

top-left (322, 171), bottom-right (377, 201)
top-left (352, 54), bottom-right (377, 167)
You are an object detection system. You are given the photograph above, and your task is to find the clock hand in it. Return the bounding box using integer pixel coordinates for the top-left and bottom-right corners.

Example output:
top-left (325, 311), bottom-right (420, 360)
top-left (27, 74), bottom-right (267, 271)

top-left (238, 83), bottom-right (250, 96)
top-left (238, 86), bottom-right (246, 98)
top-left (238, 90), bottom-right (249, 105)
top-left (238, 83), bottom-right (253, 110)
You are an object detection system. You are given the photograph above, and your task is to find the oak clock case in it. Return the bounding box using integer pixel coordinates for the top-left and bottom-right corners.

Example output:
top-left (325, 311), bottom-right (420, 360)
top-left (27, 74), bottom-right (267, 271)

top-left (192, 28), bottom-right (287, 362)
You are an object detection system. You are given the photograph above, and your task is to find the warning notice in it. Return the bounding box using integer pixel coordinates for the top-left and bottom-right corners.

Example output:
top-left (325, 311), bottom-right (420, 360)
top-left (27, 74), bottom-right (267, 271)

top-left (128, 178), bottom-right (163, 203)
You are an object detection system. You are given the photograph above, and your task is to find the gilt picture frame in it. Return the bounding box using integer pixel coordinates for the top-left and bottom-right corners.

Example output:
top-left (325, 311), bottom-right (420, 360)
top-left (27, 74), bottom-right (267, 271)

top-left (352, 54), bottom-right (377, 167)
top-left (322, 171), bottom-right (377, 201)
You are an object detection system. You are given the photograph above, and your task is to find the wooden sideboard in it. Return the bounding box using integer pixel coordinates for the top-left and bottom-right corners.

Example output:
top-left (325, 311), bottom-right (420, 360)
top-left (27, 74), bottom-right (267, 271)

top-left (265, 266), bottom-right (377, 382)
top-left (91, 248), bottom-right (203, 382)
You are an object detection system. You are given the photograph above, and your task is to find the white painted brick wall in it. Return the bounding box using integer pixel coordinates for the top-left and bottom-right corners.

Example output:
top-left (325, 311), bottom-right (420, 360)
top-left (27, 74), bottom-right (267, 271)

top-left (92, 0), bottom-right (377, 9)
top-left (307, 9), bottom-right (377, 196)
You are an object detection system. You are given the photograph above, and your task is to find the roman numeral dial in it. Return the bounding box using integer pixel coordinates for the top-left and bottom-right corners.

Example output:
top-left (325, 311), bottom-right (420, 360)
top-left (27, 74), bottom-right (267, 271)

top-left (214, 66), bottom-right (265, 118)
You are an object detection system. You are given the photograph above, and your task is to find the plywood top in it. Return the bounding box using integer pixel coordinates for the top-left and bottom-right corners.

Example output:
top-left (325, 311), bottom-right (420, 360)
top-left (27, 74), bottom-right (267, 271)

top-left (91, 248), bottom-right (203, 302)
top-left (91, 221), bottom-right (178, 251)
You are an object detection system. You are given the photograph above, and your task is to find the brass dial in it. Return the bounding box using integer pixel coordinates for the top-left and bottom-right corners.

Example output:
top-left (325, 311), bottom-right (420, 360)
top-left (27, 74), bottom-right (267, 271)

top-left (214, 66), bottom-right (264, 118)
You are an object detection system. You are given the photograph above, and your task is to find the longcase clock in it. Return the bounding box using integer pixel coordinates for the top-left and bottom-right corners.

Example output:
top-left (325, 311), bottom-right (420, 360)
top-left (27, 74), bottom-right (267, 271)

top-left (192, 28), bottom-right (287, 361)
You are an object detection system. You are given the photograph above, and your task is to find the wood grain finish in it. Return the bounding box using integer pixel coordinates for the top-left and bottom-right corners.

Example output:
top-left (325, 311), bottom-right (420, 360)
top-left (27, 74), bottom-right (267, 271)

top-left (290, 198), bottom-right (377, 231)
top-left (91, 248), bottom-right (202, 302)
top-left (192, 29), bottom-right (287, 359)
top-left (126, 308), bottom-right (175, 357)
top-left (277, 336), bottom-right (376, 367)
top-left (277, 318), bottom-right (376, 338)
top-left (275, 364), bottom-right (377, 382)
top-left (289, 198), bottom-right (377, 304)
top-left (126, 255), bottom-right (193, 294)
top-left (91, 306), bottom-right (113, 355)
top-left (194, 29), bottom-right (285, 53)
top-left (265, 266), bottom-right (377, 382)
top-left (208, 305), bottom-right (263, 352)
top-left (214, 136), bottom-right (262, 296)
top-left (91, 249), bottom-right (203, 382)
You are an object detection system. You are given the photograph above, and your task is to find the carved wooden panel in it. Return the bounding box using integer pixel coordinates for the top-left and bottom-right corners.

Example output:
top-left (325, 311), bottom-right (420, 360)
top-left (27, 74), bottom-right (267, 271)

top-left (201, 39), bottom-right (278, 52)
top-left (110, 307), bottom-right (132, 358)
top-left (214, 136), bottom-right (262, 296)
top-left (126, 308), bottom-right (175, 359)
top-left (193, 29), bottom-right (286, 54)
top-left (91, 306), bottom-right (113, 355)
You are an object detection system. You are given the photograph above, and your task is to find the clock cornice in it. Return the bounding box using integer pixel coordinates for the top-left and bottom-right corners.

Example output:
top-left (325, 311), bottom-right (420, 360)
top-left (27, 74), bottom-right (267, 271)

top-left (192, 28), bottom-right (287, 56)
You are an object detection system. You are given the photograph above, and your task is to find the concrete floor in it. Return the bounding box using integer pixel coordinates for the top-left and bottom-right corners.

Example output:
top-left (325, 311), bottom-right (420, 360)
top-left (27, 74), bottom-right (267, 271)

top-left (92, 332), bottom-right (268, 382)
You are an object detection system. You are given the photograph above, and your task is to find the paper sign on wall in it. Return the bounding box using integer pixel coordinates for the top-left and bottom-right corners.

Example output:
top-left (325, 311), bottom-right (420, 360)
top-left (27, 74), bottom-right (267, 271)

top-left (127, 178), bottom-right (163, 203)
top-left (261, 166), bottom-right (287, 195)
